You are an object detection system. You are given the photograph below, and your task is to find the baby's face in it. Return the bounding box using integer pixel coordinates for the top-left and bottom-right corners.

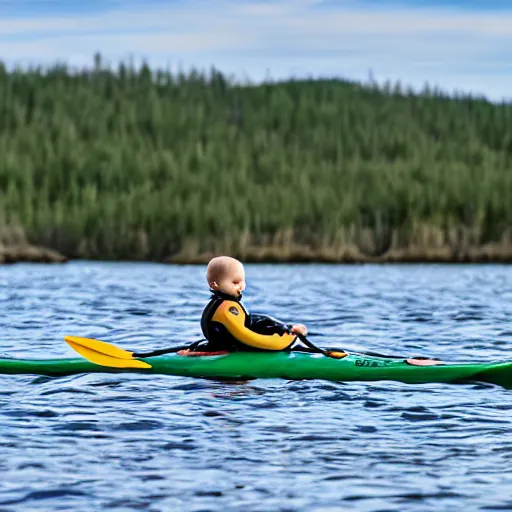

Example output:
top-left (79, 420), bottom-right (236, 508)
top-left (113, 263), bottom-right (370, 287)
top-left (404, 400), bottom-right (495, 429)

top-left (214, 263), bottom-right (246, 298)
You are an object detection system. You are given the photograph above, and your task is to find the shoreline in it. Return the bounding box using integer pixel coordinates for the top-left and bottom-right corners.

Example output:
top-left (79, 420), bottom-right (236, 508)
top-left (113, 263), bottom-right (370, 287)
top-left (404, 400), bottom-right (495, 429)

top-left (0, 244), bottom-right (68, 264)
top-left (3, 243), bottom-right (512, 265)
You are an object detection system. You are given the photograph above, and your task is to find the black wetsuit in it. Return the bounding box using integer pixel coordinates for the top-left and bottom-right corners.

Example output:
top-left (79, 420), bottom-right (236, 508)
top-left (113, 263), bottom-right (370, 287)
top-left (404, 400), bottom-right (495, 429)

top-left (198, 290), bottom-right (298, 352)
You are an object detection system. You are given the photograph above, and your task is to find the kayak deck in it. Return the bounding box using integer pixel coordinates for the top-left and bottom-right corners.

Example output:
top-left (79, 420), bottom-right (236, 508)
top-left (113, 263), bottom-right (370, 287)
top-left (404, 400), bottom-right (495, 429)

top-left (0, 351), bottom-right (511, 389)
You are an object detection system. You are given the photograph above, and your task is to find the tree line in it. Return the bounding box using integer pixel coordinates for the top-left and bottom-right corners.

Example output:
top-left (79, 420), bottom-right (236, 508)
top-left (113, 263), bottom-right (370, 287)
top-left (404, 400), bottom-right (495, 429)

top-left (1, 54), bottom-right (511, 262)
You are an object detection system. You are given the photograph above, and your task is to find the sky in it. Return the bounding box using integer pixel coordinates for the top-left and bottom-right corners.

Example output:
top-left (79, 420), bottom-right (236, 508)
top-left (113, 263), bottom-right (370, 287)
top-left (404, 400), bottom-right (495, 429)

top-left (1, 0), bottom-right (511, 101)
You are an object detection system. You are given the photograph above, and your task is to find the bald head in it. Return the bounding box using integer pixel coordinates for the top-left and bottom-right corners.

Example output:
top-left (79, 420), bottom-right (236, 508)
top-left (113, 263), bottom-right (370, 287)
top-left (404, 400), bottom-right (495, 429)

top-left (206, 256), bottom-right (246, 297)
top-left (206, 256), bottom-right (243, 283)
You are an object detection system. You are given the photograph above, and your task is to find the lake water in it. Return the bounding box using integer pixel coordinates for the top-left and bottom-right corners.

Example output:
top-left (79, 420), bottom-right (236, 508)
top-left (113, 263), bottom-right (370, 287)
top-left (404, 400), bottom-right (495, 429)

top-left (1, 261), bottom-right (512, 512)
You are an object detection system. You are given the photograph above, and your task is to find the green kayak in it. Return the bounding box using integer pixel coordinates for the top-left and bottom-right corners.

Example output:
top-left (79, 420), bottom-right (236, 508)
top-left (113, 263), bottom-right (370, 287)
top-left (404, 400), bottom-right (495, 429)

top-left (0, 338), bottom-right (511, 389)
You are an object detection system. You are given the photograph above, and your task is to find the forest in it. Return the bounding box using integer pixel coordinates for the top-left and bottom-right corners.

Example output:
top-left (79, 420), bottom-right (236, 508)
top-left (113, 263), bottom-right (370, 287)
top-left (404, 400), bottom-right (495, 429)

top-left (1, 54), bottom-right (511, 263)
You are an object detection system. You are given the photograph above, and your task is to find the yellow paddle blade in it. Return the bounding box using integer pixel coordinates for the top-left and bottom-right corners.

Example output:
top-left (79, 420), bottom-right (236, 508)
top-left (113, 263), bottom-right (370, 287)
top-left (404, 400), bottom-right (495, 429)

top-left (64, 336), bottom-right (152, 369)
top-left (65, 336), bottom-right (135, 360)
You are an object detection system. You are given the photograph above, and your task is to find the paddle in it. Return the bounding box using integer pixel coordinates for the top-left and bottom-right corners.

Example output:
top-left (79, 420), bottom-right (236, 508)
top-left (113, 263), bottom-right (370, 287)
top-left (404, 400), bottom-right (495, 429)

top-left (65, 333), bottom-right (439, 370)
top-left (65, 332), bottom-right (347, 369)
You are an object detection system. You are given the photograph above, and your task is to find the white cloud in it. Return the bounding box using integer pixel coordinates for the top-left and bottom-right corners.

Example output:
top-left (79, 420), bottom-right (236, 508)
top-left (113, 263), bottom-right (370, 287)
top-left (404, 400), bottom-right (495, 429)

top-left (1, 0), bottom-right (511, 100)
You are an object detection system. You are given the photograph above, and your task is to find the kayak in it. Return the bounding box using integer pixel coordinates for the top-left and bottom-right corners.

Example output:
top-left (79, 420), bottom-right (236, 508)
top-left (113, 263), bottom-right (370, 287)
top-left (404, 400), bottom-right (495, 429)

top-left (0, 337), bottom-right (511, 388)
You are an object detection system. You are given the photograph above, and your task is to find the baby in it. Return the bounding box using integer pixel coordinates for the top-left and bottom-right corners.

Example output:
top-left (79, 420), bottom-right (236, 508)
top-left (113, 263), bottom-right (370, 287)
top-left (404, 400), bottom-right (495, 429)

top-left (198, 256), bottom-right (308, 353)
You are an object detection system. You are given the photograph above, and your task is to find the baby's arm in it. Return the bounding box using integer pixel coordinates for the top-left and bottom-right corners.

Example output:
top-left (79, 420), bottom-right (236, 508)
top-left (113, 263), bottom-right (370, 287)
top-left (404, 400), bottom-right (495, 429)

top-left (247, 314), bottom-right (307, 337)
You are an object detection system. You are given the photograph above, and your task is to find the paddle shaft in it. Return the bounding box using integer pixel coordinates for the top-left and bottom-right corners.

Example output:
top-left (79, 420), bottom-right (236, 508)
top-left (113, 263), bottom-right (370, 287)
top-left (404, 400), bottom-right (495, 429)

top-left (130, 334), bottom-right (407, 360)
top-left (132, 343), bottom-right (197, 358)
top-left (131, 334), bottom-right (342, 359)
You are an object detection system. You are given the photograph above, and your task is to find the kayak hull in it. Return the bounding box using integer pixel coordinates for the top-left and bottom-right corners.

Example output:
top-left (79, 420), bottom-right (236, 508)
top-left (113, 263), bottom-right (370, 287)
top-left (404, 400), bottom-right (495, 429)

top-left (1, 351), bottom-right (511, 388)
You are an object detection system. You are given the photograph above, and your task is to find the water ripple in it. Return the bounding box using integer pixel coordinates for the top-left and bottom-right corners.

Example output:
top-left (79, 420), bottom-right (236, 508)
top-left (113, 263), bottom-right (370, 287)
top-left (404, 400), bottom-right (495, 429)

top-left (1, 262), bottom-right (512, 511)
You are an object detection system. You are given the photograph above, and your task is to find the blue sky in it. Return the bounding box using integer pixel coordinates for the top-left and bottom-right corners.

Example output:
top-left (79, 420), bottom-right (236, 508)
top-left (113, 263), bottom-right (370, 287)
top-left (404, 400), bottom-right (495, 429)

top-left (1, 0), bottom-right (511, 101)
